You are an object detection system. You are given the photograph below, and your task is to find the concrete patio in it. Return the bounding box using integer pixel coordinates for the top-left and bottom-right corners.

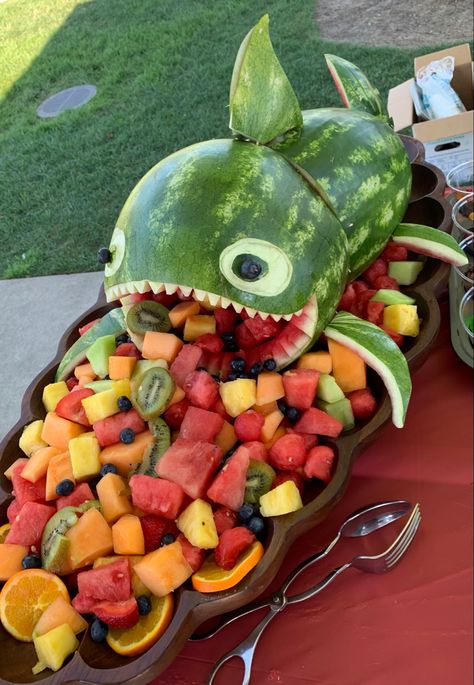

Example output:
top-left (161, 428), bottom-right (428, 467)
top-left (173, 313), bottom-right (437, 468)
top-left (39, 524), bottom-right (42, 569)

top-left (0, 271), bottom-right (103, 439)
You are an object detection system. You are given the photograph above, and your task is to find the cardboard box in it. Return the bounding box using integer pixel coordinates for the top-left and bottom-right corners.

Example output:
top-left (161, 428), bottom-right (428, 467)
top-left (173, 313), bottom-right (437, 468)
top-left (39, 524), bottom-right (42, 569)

top-left (388, 44), bottom-right (473, 176)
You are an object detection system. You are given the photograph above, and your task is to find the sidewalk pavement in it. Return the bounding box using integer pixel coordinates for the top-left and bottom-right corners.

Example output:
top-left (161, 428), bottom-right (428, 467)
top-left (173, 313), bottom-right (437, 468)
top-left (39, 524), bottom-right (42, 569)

top-left (0, 271), bottom-right (103, 439)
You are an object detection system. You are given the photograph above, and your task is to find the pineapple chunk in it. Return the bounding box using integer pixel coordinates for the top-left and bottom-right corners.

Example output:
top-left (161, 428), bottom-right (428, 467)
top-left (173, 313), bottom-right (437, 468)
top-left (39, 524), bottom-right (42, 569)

top-left (383, 304), bottom-right (420, 337)
top-left (69, 432), bottom-right (101, 481)
top-left (81, 389), bottom-right (118, 424)
top-left (259, 480), bottom-right (303, 517)
top-left (177, 499), bottom-right (219, 549)
top-left (19, 420), bottom-right (48, 456)
top-left (32, 623), bottom-right (79, 674)
top-left (219, 379), bottom-right (257, 418)
top-left (42, 382), bottom-right (69, 413)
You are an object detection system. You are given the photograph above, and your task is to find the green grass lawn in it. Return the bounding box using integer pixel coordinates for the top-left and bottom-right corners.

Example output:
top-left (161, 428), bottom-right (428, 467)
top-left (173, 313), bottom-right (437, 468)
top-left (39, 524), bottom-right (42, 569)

top-left (0, 0), bottom-right (466, 279)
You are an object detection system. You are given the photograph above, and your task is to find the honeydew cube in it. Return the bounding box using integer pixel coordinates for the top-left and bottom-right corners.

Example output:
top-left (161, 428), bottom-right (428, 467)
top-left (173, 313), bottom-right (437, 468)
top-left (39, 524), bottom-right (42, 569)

top-left (388, 261), bottom-right (424, 286)
top-left (32, 623), bottom-right (79, 674)
top-left (69, 432), bottom-right (102, 481)
top-left (219, 379), bottom-right (257, 418)
top-left (177, 499), bottom-right (219, 549)
top-left (81, 389), bottom-right (118, 424)
top-left (383, 304), bottom-right (420, 337)
top-left (316, 397), bottom-right (355, 431)
top-left (259, 480), bottom-right (303, 517)
top-left (86, 334), bottom-right (116, 379)
top-left (316, 374), bottom-right (345, 403)
top-left (42, 382), bottom-right (69, 413)
top-left (19, 420), bottom-right (48, 456)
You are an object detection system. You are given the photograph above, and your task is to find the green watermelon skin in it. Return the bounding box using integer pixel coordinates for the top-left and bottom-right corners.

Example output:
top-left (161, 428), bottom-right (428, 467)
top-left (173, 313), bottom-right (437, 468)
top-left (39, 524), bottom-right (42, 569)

top-left (104, 139), bottom-right (349, 327)
top-left (273, 108), bottom-right (412, 278)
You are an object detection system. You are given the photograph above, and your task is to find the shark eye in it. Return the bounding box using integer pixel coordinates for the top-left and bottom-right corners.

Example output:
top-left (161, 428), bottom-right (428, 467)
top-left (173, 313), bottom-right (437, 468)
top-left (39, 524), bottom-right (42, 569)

top-left (219, 238), bottom-right (292, 296)
top-left (105, 227), bottom-right (126, 277)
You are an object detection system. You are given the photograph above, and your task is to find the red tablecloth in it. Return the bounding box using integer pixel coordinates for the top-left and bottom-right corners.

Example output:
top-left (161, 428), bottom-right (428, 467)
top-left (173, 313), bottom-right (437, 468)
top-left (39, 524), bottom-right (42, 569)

top-left (151, 300), bottom-right (473, 685)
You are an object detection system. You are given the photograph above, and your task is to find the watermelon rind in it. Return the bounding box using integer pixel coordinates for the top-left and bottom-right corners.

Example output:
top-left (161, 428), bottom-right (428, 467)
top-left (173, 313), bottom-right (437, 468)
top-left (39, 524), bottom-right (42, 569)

top-left (392, 224), bottom-right (469, 267)
top-left (55, 308), bottom-right (126, 382)
top-left (324, 311), bottom-right (411, 428)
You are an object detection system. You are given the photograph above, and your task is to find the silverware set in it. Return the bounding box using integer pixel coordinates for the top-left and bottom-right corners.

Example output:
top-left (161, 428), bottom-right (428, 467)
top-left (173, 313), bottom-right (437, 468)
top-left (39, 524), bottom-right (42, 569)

top-left (192, 500), bottom-right (421, 685)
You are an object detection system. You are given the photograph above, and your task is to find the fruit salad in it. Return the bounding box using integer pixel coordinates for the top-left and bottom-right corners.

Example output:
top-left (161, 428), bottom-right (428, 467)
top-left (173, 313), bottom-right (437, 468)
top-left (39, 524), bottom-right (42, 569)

top-left (0, 241), bottom-right (423, 673)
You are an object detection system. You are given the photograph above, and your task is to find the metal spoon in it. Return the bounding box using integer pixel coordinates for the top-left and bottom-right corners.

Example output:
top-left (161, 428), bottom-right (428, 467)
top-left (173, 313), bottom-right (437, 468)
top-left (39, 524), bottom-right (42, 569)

top-left (191, 499), bottom-right (411, 641)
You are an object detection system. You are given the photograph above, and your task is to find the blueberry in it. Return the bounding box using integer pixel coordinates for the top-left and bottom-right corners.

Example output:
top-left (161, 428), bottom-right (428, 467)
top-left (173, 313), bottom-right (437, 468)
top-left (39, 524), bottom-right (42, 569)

top-left (120, 428), bottom-right (135, 444)
top-left (90, 618), bottom-right (108, 642)
top-left (117, 395), bottom-right (132, 412)
top-left (226, 342), bottom-right (239, 352)
top-left (115, 333), bottom-right (130, 345)
top-left (100, 463), bottom-right (118, 477)
top-left (239, 258), bottom-right (262, 281)
top-left (221, 332), bottom-right (236, 343)
top-left (97, 247), bottom-right (112, 264)
top-left (247, 516), bottom-right (265, 537)
top-left (263, 358), bottom-right (277, 371)
top-left (238, 373), bottom-right (249, 379)
top-left (238, 503), bottom-right (256, 522)
top-left (137, 595), bottom-right (152, 616)
top-left (161, 533), bottom-right (175, 546)
top-left (230, 357), bottom-right (246, 373)
top-left (22, 554), bottom-right (42, 569)
top-left (196, 366), bottom-right (207, 372)
top-left (285, 406), bottom-right (300, 423)
top-left (211, 374), bottom-right (221, 382)
top-left (227, 372), bottom-right (238, 381)
top-left (277, 399), bottom-right (288, 414)
top-left (250, 362), bottom-right (263, 377)
top-left (56, 479), bottom-right (75, 497)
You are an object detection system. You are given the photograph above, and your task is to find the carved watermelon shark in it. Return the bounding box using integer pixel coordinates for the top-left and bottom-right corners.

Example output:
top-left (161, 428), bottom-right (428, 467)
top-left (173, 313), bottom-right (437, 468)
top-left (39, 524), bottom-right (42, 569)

top-left (96, 16), bottom-right (466, 427)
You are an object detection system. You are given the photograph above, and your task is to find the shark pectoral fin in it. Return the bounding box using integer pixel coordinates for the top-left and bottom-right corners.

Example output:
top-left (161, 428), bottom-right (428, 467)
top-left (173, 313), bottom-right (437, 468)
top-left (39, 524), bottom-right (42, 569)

top-left (229, 14), bottom-right (303, 144)
top-left (392, 223), bottom-right (469, 267)
top-left (325, 54), bottom-right (389, 122)
top-left (324, 312), bottom-right (411, 428)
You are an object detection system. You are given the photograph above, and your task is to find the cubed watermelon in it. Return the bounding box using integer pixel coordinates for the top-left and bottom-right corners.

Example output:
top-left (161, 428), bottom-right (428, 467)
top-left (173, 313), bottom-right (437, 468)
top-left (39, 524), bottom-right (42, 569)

top-left (303, 446), bottom-right (335, 483)
top-left (214, 308), bottom-right (238, 335)
top-left (286, 428), bottom-right (318, 451)
top-left (129, 474), bottom-right (186, 519)
top-left (242, 316), bottom-right (282, 342)
top-left (294, 407), bottom-right (343, 438)
top-left (93, 409), bottom-right (146, 447)
top-left (338, 283), bottom-right (356, 312)
top-left (269, 433), bottom-right (306, 471)
top-left (215, 527), bottom-right (255, 570)
top-left (6, 499), bottom-right (21, 524)
top-left (156, 439), bottom-right (222, 499)
top-left (195, 334), bottom-right (224, 354)
top-left (240, 441), bottom-right (269, 463)
top-left (163, 398), bottom-right (190, 430)
top-left (77, 558), bottom-right (131, 602)
top-left (56, 388), bottom-right (94, 427)
top-left (207, 445), bottom-right (250, 511)
top-left (56, 483), bottom-right (94, 511)
top-left (5, 501), bottom-right (55, 547)
top-left (381, 242), bottom-right (408, 262)
top-left (365, 300), bottom-right (385, 325)
top-left (234, 411), bottom-right (264, 442)
top-left (347, 388), bottom-right (378, 420)
top-left (176, 533), bottom-right (205, 572)
top-left (213, 506), bottom-right (238, 535)
top-left (183, 370), bottom-right (219, 410)
top-left (272, 470), bottom-right (305, 495)
top-left (179, 406), bottom-right (224, 442)
top-left (169, 345), bottom-right (204, 388)
top-left (11, 462), bottom-right (46, 508)
top-left (282, 368), bottom-right (320, 410)
top-left (362, 258), bottom-right (387, 286)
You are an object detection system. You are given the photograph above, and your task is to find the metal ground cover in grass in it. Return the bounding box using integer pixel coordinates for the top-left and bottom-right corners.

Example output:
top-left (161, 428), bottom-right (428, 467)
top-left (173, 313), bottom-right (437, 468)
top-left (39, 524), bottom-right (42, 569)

top-left (36, 85), bottom-right (97, 118)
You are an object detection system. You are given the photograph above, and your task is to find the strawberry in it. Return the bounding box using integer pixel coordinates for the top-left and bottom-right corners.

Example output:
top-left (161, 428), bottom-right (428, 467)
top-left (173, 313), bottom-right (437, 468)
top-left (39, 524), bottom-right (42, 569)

top-left (269, 433), bottom-right (306, 471)
top-left (215, 527), bottom-right (255, 570)
top-left (213, 506), bottom-right (238, 535)
top-left (93, 596), bottom-right (139, 628)
top-left (66, 377), bottom-right (79, 390)
top-left (234, 411), bottom-right (265, 442)
top-left (303, 446), bottom-right (335, 483)
top-left (139, 515), bottom-right (169, 553)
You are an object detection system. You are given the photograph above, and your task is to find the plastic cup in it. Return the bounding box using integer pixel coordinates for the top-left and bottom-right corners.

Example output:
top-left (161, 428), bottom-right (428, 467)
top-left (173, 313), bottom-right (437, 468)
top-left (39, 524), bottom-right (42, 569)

top-left (459, 286), bottom-right (474, 343)
top-left (452, 192), bottom-right (474, 240)
top-left (452, 235), bottom-right (474, 292)
top-left (446, 160), bottom-right (474, 201)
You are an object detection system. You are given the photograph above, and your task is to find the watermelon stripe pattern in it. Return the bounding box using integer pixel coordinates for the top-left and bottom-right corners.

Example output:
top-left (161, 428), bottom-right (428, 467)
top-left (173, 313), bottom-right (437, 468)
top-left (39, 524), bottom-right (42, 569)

top-left (325, 54), bottom-right (389, 121)
top-left (55, 308), bottom-right (126, 382)
top-left (392, 224), bottom-right (469, 267)
top-left (324, 311), bottom-right (411, 428)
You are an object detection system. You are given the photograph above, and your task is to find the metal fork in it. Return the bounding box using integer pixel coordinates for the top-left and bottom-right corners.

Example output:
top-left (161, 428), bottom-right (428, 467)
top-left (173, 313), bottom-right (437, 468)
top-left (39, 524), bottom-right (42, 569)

top-left (206, 503), bottom-right (421, 685)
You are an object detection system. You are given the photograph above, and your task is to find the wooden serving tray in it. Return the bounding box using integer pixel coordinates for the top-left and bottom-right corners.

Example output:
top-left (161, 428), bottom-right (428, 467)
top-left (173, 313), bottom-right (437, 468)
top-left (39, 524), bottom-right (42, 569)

top-left (0, 137), bottom-right (451, 685)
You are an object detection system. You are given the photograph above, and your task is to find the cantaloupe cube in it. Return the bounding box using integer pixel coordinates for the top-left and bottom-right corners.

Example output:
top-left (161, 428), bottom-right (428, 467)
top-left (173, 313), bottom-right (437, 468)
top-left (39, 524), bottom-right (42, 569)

top-left (96, 473), bottom-right (133, 524)
top-left (263, 425), bottom-right (286, 450)
top-left (112, 515), bottom-right (145, 555)
top-left (66, 507), bottom-right (113, 568)
top-left (142, 331), bottom-right (184, 363)
top-left (69, 432), bottom-right (101, 481)
top-left (108, 356), bottom-right (136, 380)
top-left (42, 382), bottom-right (69, 413)
top-left (168, 385), bottom-right (186, 406)
top-left (19, 420), bottom-right (48, 456)
top-left (134, 541), bottom-right (193, 596)
top-left (45, 452), bottom-right (75, 501)
top-left (33, 597), bottom-right (88, 637)
top-left (78, 375), bottom-right (96, 388)
top-left (168, 301), bottom-right (200, 328)
top-left (215, 420), bottom-right (237, 455)
top-left (260, 409), bottom-right (284, 443)
top-left (41, 413), bottom-right (86, 451)
top-left (383, 304), bottom-right (420, 337)
top-left (183, 315), bottom-right (216, 341)
top-left (0, 544), bottom-right (29, 581)
top-left (255, 372), bottom-right (285, 406)
top-left (327, 339), bottom-right (366, 393)
top-left (21, 446), bottom-right (62, 483)
top-left (98, 430), bottom-right (154, 477)
top-left (253, 401), bottom-right (278, 416)
top-left (297, 351), bottom-right (332, 374)
top-left (74, 363), bottom-right (96, 381)
top-left (219, 379), bottom-right (257, 417)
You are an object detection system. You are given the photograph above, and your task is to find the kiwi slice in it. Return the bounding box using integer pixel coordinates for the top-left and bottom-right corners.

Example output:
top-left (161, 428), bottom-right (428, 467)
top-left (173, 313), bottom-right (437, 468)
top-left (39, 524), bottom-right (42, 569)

top-left (131, 418), bottom-right (171, 477)
top-left (244, 459), bottom-right (276, 504)
top-left (132, 367), bottom-right (175, 420)
top-left (126, 301), bottom-right (171, 335)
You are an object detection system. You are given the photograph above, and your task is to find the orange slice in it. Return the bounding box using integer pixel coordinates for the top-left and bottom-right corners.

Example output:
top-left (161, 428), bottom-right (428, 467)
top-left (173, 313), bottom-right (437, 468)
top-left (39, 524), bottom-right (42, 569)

top-left (0, 569), bottom-right (70, 642)
top-left (106, 593), bottom-right (174, 657)
top-left (192, 541), bottom-right (264, 593)
top-left (0, 523), bottom-right (11, 544)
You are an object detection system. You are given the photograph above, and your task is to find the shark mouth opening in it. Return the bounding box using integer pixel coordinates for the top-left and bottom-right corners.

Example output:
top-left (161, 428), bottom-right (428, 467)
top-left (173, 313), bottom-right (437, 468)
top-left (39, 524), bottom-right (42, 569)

top-left (106, 281), bottom-right (318, 369)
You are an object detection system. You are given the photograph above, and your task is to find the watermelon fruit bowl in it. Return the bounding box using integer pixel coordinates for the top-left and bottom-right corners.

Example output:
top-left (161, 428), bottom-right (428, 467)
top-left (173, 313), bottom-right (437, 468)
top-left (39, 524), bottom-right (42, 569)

top-left (0, 144), bottom-right (451, 685)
